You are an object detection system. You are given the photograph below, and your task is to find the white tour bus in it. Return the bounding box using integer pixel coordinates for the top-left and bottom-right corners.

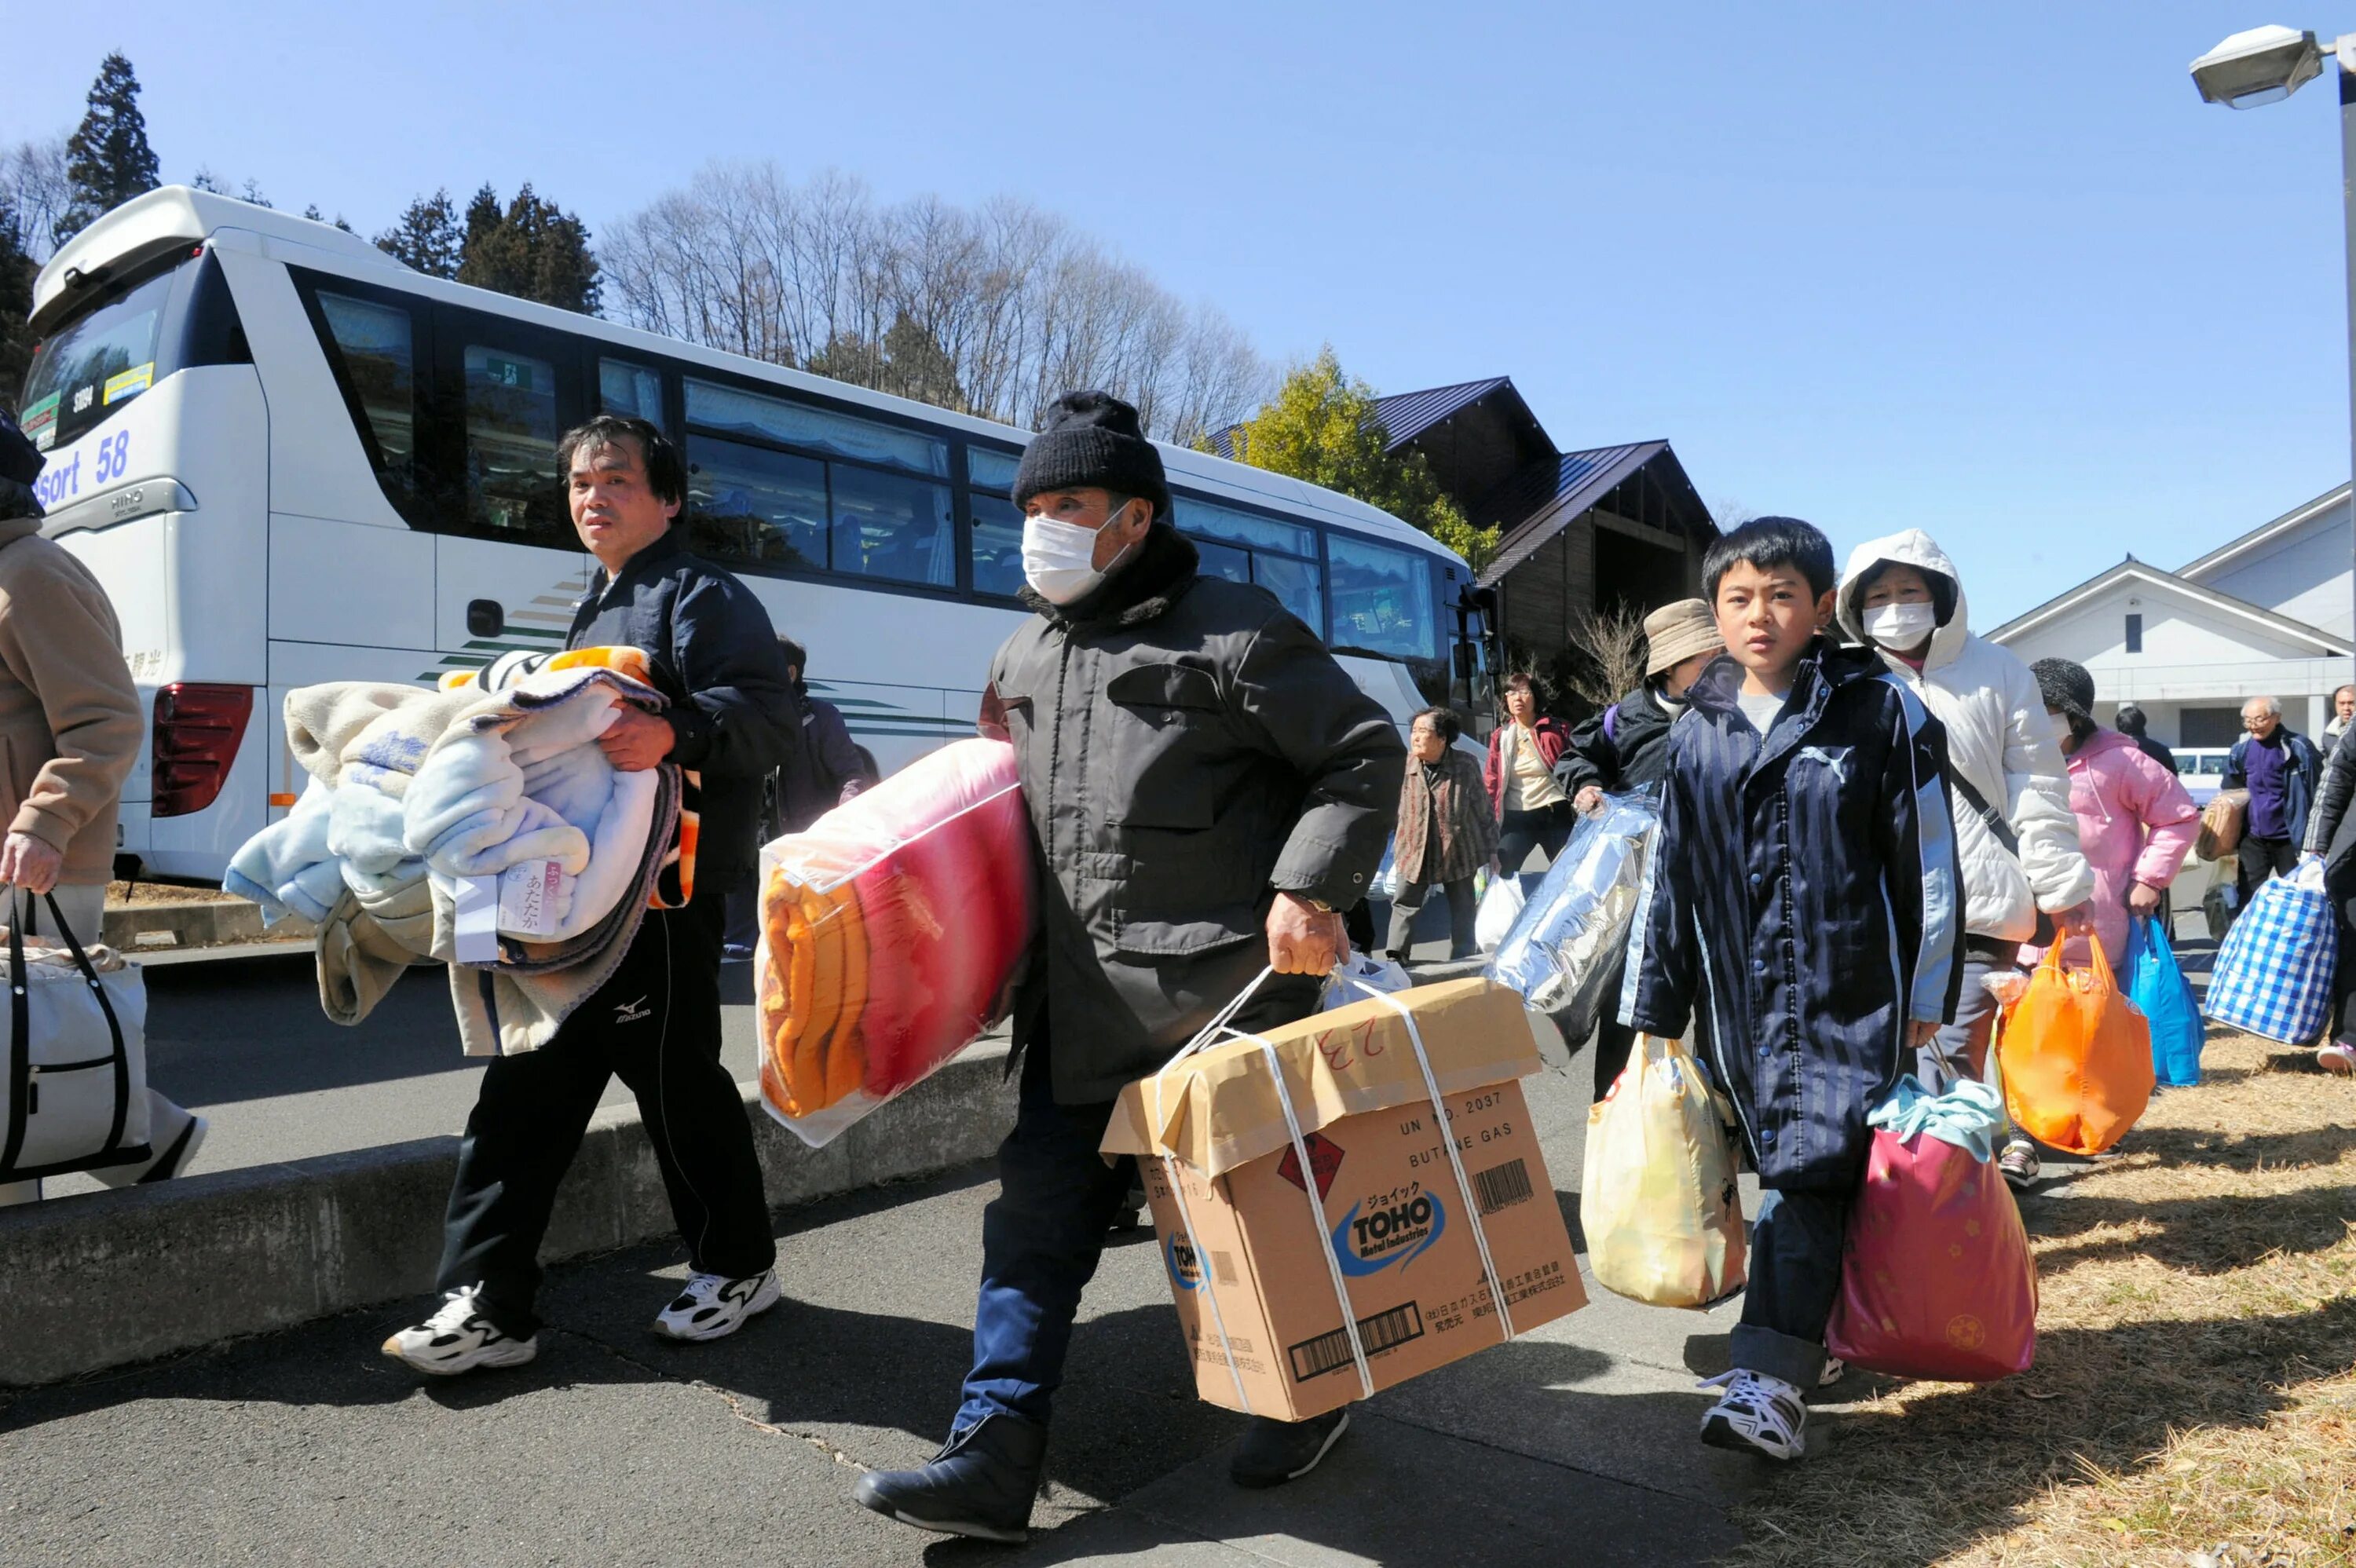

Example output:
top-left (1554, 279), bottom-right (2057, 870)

top-left (19, 188), bottom-right (1488, 883)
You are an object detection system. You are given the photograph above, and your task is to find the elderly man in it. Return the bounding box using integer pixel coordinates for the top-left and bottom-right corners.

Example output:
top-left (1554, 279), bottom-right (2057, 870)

top-left (383, 415), bottom-right (803, 1375)
top-left (0, 411), bottom-right (207, 1204)
top-left (852, 392), bottom-right (1402, 1543)
top-left (2223, 696), bottom-right (2322, 904)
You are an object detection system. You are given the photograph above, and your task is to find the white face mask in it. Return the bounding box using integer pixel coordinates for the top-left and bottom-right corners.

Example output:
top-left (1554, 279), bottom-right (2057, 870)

top-left (1022, 503), bottom-right (1136, 605)
top-left (1863, 601), bottom-right (1937, 648)
top-left (2048, 713), bottom-right (2075, 747)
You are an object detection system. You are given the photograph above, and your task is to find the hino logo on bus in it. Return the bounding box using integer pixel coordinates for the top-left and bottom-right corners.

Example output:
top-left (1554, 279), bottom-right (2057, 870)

top-left (1332, 1193), bottom-right (1447, 1276)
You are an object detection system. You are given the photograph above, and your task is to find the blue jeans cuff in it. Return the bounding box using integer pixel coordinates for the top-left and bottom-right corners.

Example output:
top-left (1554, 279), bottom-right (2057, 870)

top-left (1729, 1324), bottom-right (1826, 1390)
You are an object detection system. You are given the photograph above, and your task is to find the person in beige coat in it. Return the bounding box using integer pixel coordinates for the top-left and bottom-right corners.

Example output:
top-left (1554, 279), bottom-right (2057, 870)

top-left (0, 411), bottom-right (205, 1202)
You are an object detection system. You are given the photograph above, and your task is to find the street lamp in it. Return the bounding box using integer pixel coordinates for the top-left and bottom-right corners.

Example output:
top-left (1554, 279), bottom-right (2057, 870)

top-left (2193, 24), bottom-right (2356, 699)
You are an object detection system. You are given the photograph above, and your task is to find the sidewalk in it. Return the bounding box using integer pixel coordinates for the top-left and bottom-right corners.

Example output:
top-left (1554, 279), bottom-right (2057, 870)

top-left (0, 1028), bottom-right (1766, 1568)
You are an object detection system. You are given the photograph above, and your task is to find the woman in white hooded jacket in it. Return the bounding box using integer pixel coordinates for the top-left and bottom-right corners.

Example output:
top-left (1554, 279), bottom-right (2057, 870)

top-left (1837, 530), bottom-right (2095, 1150)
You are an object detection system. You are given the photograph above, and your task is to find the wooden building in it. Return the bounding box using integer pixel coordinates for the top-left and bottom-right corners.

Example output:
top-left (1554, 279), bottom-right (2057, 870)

top-left (1367, 378), bottom-right (1718, 685)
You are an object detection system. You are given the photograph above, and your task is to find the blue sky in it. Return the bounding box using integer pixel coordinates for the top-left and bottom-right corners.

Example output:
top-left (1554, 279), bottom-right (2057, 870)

top-left (12, 2), bottom-right (2351, 624)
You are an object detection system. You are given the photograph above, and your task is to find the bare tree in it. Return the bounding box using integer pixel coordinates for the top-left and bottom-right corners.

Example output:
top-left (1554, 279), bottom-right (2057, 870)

top-left (1708, 495), bottom-right (1758, 532)
top-left (2, 138), bottom-right (71, 265)
top-left (1560, 606), bottom-right (1651, 710)
top-left (601, 161), bottom-right (1274, 440)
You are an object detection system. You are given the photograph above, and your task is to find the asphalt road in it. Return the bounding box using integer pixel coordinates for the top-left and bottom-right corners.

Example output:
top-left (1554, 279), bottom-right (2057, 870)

top-left (1, 1024), bottom-right (1765, 1568)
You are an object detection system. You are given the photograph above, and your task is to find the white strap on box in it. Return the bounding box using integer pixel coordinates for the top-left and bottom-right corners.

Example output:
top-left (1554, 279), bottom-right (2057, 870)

top-left (1334, 974), bottom-right (1517, 1341)
top-left (1145, 966), bottom-right (1524, 1412)
top-left (1149, 965), bottom-right (1282, 1417)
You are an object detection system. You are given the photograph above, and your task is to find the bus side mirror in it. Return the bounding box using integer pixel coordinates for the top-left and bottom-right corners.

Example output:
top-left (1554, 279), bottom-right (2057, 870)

top-left (1454, 643), bottom-right (1478, 679)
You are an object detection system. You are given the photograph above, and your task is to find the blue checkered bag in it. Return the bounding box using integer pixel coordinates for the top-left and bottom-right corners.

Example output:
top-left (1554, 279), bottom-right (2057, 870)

top-left (2205, 859), bottom-right (2337, 1044)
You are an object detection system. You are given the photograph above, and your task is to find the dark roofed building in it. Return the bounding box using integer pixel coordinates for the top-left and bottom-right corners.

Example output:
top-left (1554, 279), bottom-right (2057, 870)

top-left (1211, 374), bottom-right (1718, 715)
top-left (1373, 378), bottom-right (1717, 707)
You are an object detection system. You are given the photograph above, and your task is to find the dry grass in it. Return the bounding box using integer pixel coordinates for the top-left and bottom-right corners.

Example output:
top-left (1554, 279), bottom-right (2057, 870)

top-left (1729, 1029), bottom-right (2356, 1567)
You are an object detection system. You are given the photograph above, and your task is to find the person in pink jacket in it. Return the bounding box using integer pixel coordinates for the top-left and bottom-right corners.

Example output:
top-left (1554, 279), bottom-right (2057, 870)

top-left (2009, 661), bottom-right (2201, 1185)
top-left (2029, 660), bottom-right (2201, 970)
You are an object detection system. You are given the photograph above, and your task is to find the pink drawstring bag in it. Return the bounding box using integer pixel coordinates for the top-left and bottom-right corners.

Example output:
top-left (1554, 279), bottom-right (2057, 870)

top-left (1825, 1078), bottom-right (2036, 1382)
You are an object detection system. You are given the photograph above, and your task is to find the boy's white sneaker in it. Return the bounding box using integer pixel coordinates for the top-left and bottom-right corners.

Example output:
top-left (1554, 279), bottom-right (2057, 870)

top-left (1697, 1369), bottom-right (1807, 1460)
top-left (653, 1269), bottom-right (781, 1341)
top-left (2318, 1041), bottom-right (2356, 1075)
top-left (381, 1285), bottom-right (538, 1376)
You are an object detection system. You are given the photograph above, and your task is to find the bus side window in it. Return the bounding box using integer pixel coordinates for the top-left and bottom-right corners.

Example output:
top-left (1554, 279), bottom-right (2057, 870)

top-left (315, 292), bottom-right (419, 516)
top-left (462, 344), bottom-right (568, 546)
top-left (599, 359), bottom-right (663, 423)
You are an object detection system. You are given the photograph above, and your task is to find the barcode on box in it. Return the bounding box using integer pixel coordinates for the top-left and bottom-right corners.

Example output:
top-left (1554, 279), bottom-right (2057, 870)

top-left (1287, 1302), bottom-right (1425, 1382)
top-left (1473, 1157), bottom-right (1532, 1215)
top-left (1210, 1251), bottom-right (1240, 1286)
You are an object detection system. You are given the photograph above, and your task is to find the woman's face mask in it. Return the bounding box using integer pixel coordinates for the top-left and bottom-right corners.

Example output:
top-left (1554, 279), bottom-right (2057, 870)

top-left (2048, 712), bottom-right (2075, 747)
top-left (1862, 601), bottom-right (1937, 649)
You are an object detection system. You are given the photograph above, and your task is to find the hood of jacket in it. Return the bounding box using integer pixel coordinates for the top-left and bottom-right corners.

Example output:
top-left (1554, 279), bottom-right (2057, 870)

top-left (1832, 528), bottom-right (2096, 940)
top-left (1836, 528), bottom-right (1969, 674)
top-left (1017, 522), bottom-right (1201, 630)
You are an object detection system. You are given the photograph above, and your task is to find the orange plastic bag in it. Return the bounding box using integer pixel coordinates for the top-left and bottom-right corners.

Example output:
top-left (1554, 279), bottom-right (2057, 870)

top-left (1997, 940), bottom-right (2153, 1157)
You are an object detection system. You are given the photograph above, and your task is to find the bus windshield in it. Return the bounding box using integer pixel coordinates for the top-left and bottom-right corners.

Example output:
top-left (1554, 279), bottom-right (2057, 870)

top-left (19, 264), bottom-right (177, 453)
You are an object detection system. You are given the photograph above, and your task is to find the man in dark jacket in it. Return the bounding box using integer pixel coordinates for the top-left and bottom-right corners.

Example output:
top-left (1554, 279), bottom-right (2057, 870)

top-left (2113, 704), bottom-right (2175, 776)
top-left (1554, 597), bottom-right (1723, 812)
top-left (854, 393), bottom-right (1401, 1542)
top-left (1623, 517), bottom-right (1962, 1463)
top-left (2223, 696), bottom-right (2321, 904)
top-left (723, 636), bottom-right (874, 960)
top-left (385, 415), bottom-right (803, 1377)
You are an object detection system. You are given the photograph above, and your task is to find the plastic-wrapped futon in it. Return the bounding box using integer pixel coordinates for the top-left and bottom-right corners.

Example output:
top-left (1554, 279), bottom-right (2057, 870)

top-left (1485, 792), bottom-right (1659, 1043)
top-left (757, 738), bottom-right (1034, 1146)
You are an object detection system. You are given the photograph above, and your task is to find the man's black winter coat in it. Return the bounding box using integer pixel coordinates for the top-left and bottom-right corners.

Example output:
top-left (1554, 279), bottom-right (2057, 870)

top-left (986, 524), bottom-right (1403, 1104)
top-left (568, 528), bottom-right (803, 894)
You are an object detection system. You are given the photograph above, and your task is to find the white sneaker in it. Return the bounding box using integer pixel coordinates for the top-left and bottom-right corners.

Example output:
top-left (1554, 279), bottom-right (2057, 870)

top-left (2319, 1041), bottom-right (2356, 1075)
top-left (653, 1269), bottom-right (781, 1342)
top-left (1697, 1369), bottom-right (1807, 1460)
top-left (1817, 1356), bottom-right (1847, 1388)
top-left (381, 1285), bottom-right (538, 1376)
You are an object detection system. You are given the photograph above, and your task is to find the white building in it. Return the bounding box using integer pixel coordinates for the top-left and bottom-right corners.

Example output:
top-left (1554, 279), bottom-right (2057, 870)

top-left (1989, 483), bottom-right (2355, 747)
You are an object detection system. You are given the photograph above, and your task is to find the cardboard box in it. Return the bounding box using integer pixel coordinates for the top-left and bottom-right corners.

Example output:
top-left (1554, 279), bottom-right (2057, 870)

top-left (1103, 978), bottom-right (1584, 1421)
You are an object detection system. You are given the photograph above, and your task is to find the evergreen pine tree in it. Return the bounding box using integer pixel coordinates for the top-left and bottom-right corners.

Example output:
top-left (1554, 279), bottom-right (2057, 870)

top-left (373, 189), bottom-right (462, 279)
top-left (455, 184), bottom-right (602, 314)
top-left (0, 203), bottom-right (38, 399)
top-left (55, 52), bottom-right (162, 245)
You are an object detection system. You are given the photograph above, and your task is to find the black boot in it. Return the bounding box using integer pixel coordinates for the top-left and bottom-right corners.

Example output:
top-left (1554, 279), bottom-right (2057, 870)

top-left (852, 1413), bottom-right (1047, 1543)
top-left (1230, 1407), bottom-right (1351, 1488)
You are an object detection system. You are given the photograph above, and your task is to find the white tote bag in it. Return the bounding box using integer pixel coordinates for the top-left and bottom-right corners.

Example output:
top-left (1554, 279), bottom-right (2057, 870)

top-left (0, 891), bottom-right (152, 1182)
top-left (1474, 873), bottom-right (1527, 951)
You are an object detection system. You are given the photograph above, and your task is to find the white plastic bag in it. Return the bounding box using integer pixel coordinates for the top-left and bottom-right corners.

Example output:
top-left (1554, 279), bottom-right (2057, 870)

top-left (1319, 951), bottom-right (1410, 1011)
top-left (1474, 874), bottom-right (1527, 951)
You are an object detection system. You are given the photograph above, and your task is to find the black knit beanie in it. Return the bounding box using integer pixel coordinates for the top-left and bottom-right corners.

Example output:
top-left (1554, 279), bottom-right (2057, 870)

top-left (2032, 658), bottom-right (2096, 721)
top-left (1013, 391), bottom-right (1170, 522)
top-left (0, 411), bottom-right (42, 488)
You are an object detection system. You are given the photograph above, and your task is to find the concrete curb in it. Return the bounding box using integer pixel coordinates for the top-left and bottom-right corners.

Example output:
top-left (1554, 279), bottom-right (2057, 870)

top-left (103, 898), bottom-right (316, 953)
top-left (0, 1041), bottom-right (1018, 1387)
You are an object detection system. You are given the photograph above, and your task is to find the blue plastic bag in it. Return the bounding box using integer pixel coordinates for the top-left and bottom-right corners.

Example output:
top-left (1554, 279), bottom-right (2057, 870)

top-left (2128, 915), bottom-right (2204, 1086)
top-left (2206, 860), bottom-right (2337, 1045)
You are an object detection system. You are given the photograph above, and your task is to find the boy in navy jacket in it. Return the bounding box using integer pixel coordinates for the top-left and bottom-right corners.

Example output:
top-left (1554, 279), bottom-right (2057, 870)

top-left (1621, 517), bottom-right (1963, 1460)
